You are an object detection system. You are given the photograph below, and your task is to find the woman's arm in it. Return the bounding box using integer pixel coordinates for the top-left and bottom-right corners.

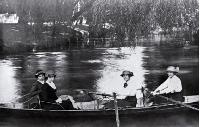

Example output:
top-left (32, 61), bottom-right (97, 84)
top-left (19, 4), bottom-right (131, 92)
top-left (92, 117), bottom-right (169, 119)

top-left (153, 79), bottom-right (169, 94)
top-left (29, 82), bottom-right (39, 97)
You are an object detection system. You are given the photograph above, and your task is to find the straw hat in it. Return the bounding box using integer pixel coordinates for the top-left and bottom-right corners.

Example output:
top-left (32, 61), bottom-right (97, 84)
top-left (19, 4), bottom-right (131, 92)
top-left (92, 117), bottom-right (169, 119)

top-left (120, 70), bottom-right (134, 77)
top-left (35, 70), bottom-right (45, 78)
top-left (166, 66), bottom-right (179, 73)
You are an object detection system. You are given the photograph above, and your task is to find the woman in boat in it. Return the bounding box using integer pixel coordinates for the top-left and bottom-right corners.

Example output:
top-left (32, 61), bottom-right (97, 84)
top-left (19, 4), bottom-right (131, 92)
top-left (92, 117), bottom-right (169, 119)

top-left (120, 70), bottom-right (146, 107)
top-left (29, 70), bottom-right (46, 108)
top-left (30, 70), bottom-right (45, 96)
top-left (104, 70), bottom-right (146, 108)
top-left (151, 66), bottom-right (184, 104)
top-left (40, 70), bottom-right (77, 110)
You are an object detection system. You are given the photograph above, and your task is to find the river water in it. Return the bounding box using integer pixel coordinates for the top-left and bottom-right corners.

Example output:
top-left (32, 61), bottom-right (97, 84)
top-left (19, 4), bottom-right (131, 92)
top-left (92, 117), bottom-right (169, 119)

top-left (0, 44), bottom-right (198, 126)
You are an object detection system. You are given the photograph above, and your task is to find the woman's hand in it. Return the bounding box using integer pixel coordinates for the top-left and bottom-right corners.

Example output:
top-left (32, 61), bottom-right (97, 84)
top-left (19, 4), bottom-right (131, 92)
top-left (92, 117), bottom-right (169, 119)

top-left (151, 90), bottom-right (160, 95)
top-left (56, 98), bottom-right (62, 103)
top-left (151, 91), bottom-right (155, 95)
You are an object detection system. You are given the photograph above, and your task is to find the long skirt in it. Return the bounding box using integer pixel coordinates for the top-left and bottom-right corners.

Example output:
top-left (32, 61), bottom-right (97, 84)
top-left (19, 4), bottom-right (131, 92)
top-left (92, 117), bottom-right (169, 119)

top-left (40, 100), bottom-right (76, 110)
top-left (103, 96), bottom-right (137, 109)
top-left (152, 92), bottom-right (184, 105)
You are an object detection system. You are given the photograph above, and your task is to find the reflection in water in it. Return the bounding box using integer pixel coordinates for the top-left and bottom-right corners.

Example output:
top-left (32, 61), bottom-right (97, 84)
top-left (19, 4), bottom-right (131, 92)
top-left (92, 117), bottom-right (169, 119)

top-left (27, 52), bottom-right (69, 88)
top-left (97, 47), bottom-right (149, 95)
top-left (48, 52), bottom-right (69, 88)
top-left (0, 60), bottom-right (20, 103)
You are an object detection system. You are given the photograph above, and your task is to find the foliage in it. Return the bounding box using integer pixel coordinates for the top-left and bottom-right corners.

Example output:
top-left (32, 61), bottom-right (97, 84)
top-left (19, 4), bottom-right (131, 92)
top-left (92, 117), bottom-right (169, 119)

top-left (84, 0), bottom-right (199, 41)
top-left (0, 0), bottom-right (199, 43)
top-left (0, 0), bottom-right (74, 24)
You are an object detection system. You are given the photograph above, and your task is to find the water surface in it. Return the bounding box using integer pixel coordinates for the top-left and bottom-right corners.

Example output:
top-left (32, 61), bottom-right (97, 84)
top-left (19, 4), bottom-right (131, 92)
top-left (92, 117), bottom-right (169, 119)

top-left (0, 45), bottom-right (198, 126)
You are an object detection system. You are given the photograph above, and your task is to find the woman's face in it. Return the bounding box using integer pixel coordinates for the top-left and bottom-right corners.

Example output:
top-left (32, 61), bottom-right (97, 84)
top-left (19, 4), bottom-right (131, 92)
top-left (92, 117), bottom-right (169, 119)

top-left (47, 76), bottom-right (55, 82)
top-left (167, 71), bottom-right (174, 78)
top-left (123, 74), bottom-right (130, 82)
top-left (37, 74), bottom-right (45, 81)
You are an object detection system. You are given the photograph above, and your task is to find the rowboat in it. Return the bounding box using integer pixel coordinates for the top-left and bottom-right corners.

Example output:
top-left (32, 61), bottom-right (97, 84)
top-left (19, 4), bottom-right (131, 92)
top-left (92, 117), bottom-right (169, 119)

top-left (0, 95), bottom-right (198, 119)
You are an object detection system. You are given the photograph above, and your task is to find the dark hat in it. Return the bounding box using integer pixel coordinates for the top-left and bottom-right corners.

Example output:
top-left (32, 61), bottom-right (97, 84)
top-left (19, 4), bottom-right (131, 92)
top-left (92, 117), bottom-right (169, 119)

top-left (35, 70), bottom-right (45, 78)
top-left (120, 70), bottom-right (134, 77)
top-left (46, 70), bottom-right (56, 77)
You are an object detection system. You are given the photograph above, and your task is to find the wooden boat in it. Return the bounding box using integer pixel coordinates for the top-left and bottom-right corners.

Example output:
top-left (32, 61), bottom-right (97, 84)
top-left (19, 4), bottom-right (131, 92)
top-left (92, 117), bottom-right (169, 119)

top-left (0, 95), bottom-right (198, 119)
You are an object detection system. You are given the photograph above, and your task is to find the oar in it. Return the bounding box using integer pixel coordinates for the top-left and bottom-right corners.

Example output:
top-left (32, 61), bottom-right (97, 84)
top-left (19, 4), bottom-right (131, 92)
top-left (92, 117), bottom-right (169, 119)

top-left (113, 92), bottom-right (120, 127)
top-left (0, 91), bottom-right (40, 108)
top-left (145, 89), bottom-right (199, 111)
top-left (88, 92), bottom-right (113, 97)
top-left (17, 90), bottom-right (41, 103)
top-left (156, 94), bottom-right (199, 111)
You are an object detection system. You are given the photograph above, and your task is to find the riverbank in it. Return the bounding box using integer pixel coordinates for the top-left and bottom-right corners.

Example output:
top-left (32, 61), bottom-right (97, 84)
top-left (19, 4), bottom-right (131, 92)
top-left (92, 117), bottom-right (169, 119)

top-left (0, 23), bottom-right (70, 54)
top-left (0, 23), bottom-right (198, 54)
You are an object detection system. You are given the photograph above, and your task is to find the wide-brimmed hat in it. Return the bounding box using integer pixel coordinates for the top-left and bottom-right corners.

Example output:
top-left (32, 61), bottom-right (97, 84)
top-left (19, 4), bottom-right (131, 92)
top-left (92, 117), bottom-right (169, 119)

top-left (120, 70), bottom-right (134, 77)
top-left (35, 70), bottom-right (45, 78)
top-left (46, 70), bottom-right (56, 77)
top-left (166, 66), bottom-right (179, 73)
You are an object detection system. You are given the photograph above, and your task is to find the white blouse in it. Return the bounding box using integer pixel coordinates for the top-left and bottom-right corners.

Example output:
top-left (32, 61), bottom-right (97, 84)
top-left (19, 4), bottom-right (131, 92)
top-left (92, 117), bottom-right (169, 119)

top-left (46, 81), bottom-right (57, 90)
top-left (153, 75), bottom-right (182, 94)
top-left (114, 79), bottom-right (144, 99)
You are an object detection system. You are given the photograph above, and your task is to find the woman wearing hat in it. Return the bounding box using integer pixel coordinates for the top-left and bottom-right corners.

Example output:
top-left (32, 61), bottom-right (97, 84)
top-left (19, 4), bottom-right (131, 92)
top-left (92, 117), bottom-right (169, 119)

top-left (121, 70), bottom-right (146, 107)
top-left (152, 66), bottom-right (183, 104)
top-left (30, 70), bottom-right (45, 97)
top-left (105, 70), bottom-right (146, 108)
top-left (29, 70), bottom-right (46, 108)
top-left (40, 70), bottom-right (76, 110)
top-left (120, 70), bottom-right (134, 88)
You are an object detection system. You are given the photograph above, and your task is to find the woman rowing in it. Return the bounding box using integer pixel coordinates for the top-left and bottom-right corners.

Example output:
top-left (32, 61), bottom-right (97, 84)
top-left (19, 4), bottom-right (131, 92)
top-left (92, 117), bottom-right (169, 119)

top-left (151, 66), bottom-right (184, 104)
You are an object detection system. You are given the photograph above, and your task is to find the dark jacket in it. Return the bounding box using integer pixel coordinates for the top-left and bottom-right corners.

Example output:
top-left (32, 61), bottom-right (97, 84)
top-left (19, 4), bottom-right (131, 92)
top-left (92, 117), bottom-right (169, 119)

top-left (31, 82), bottom-right (76, 110)
top-left (39, 83), bottom-right (63, 110)
top-left (30, 81), bottom-right (43, 97)
top-left (40, 83), bottom-right (58, 103)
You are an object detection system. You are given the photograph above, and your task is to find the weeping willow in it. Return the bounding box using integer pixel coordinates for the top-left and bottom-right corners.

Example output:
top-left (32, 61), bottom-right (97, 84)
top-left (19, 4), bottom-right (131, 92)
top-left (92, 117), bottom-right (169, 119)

top-left (84, 0), bottom-right (198, 41)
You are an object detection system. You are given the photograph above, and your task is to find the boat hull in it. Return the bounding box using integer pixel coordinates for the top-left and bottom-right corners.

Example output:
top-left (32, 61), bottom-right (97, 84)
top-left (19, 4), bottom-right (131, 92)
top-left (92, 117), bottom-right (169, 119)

top-left (0, 102), bottom-right (198, 119)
